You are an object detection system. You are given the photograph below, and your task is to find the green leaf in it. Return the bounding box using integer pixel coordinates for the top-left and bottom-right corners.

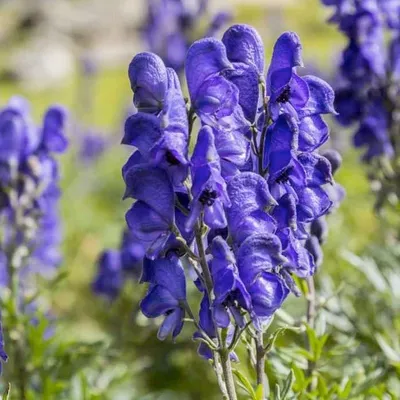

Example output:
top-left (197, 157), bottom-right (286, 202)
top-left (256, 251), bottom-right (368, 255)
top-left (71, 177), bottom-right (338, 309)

top-left (291, 363), bottom-right (306, 392)
top-left (317, 375), bottom-right (328, 397)
top-left (339, 379), bottom-right (352, 399)
top-left (265, 326), bottom-right (300, 353)
top-left (280, 369), bottom-right (294, 399)
top-left (305, 325), bottom-right (318, 360)
top-left (232, 369), bottom-right (256, 399)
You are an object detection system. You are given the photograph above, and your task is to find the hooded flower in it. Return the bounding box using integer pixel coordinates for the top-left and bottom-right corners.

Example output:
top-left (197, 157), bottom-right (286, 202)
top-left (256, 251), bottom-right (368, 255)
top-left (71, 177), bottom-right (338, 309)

top-left (124, 165), bottom-right (175, 258)
top-left (209, 236), bottom-right (252, 328)
top-left (140, 255), bottom-right (186, 340)
top-left (237, 234), bottom-right (289, 328)
top-left (221, 24), bottom-right (264, 123)
top-left (185, 38), bottom-right (251, 175)
top-left (267, 32), bottom-right (310, 125)
top-left (226, 172), bottom-right (277, 247)
top-left (186, 126), bottom-right (230, 230)
top-left (195, 294), bottom-right (238, 361)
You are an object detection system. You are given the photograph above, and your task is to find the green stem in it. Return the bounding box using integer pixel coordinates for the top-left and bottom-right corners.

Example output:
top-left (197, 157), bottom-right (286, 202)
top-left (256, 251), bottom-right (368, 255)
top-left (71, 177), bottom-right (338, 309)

top-left (194, 223), bottom-right (214, 296)
top-left (306, 276), bottom-right (317, 391)
top-left (220, 351), bottom-right (238, 400)
top-left (255, 332), bottom-right (266, 399)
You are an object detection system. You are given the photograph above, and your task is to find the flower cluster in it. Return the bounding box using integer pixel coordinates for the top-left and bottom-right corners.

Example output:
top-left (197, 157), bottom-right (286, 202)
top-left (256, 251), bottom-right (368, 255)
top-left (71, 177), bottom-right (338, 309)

top-left (142, 0), bottom-right (231, 73)
top-left (0, 96), bottom-right (68, 368)
top-left (322, 0), bottom-right (400, 207)
top-left (121, 23), bottom-right (341, 359)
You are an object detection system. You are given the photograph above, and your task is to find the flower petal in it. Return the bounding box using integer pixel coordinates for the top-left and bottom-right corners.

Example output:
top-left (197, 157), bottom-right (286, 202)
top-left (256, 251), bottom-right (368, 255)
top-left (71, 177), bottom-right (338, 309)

top-left (123, 166), bottom-right (174, 222)
top-left (222, 24), bottom-right (265, 73)
top-left (237, 233), bottom-right (285, 286)
top-left (141, 285), bottom-right (179, 318)
top-left (186, 38), bottom-right (233, 102)
top-left (122, 113), bottom-right (161, 156)
top-left (128, 52), bottom-right (168, 111)
top-left (267, 31), bottom-right (303, 96)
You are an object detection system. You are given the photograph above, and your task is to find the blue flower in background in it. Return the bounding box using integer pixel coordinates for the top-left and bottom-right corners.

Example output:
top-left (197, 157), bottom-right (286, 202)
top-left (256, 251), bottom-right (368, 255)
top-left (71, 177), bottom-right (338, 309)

top-left (92, 250), bottom-right (124, 300)
top-left (79, 132), bottom-right (108, 164)
top-left (142, 0), bottom-right (230, 73)
top-left (322, 0), bottom-right (397, 166)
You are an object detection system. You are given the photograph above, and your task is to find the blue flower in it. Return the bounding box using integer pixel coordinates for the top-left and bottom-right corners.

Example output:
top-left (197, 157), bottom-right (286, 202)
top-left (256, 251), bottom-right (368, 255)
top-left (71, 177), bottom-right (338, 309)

top-left (267, 32), bottom-right (310, 124)
top-left (79, 132), bottom-right (108, 163)
top-left (236, 234), bottom-right (289, 328)
top-left (226, 172), bottom-right (277, 247)
top-left (40, 105), bottom-right (68, 154)
top-left (186, 126), bottom-right (230, 230)
top-left (140, 256), bottom-right (186, 340)
top-left (185, 38), bottom-right (251, 175)
top-left (124, 165), bottom-right (175, 258)
top-left (209, 236), bottom-right (252, 328)
top-left (125, 54), bottom-right (189, 185)
top-left (92, 250), bottom-right (123, 300)
top-left (195, 294), bottom-right (238, 361)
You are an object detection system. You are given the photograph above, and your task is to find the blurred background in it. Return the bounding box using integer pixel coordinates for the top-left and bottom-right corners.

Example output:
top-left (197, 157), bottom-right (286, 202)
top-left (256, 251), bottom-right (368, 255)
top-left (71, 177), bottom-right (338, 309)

top-left (1, 0), bottom-right (397, 399)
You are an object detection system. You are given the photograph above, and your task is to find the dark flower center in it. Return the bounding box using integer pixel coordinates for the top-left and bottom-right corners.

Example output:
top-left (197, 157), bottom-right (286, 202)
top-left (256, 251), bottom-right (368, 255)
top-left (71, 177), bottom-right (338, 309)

top-left (275, 167), bottom-right (292, 184)
top-left (276, 86), bottom-right (291, 103)
top-left (166, 151), bottom-right (180, 165)
top-left (199, 188), bottom-right (218, 206)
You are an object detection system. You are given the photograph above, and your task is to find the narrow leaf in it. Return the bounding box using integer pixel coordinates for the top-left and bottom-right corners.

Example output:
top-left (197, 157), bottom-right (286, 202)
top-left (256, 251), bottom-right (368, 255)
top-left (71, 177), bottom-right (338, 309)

top-left (233, 369), bottom-right (256, 399)
top-left (280, 370), bottom-right (294, 399)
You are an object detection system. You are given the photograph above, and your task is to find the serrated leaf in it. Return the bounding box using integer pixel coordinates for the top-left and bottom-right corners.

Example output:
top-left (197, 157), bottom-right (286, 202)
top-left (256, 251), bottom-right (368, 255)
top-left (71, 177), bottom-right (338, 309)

top-left (233, 369), bottom-right (256, 399)
top-left (280, 369), bottom-right (294, 399)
